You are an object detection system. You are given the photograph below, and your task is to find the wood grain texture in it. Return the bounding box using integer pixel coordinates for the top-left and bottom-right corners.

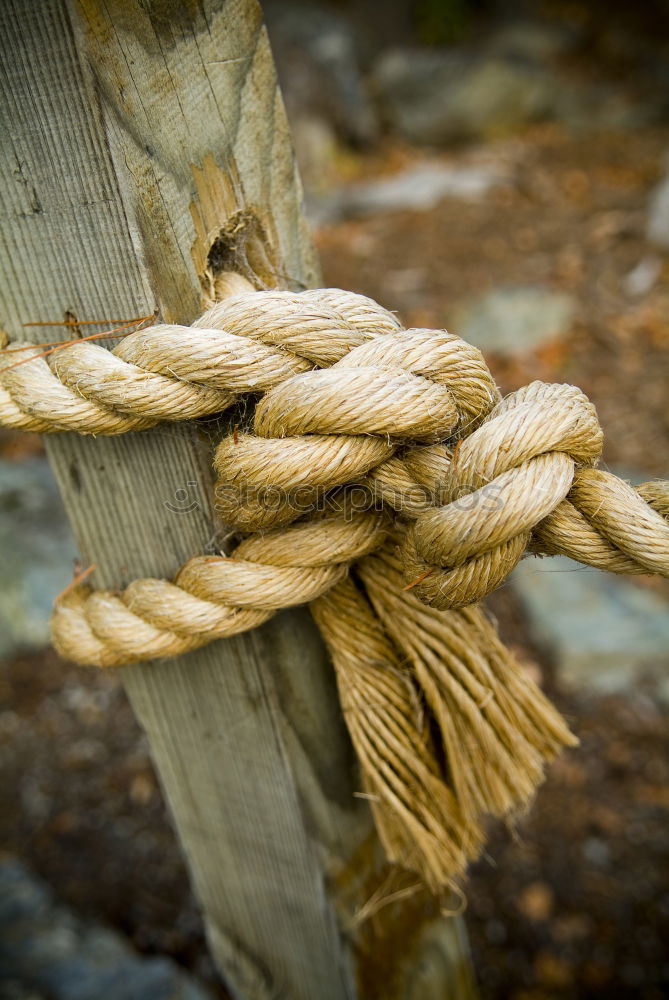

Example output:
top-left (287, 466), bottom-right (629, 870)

top-left (0, 1), bottom-right (477, 997)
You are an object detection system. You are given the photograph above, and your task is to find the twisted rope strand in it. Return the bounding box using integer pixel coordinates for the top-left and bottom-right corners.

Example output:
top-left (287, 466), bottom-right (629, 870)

top-left (0, 289), bottom-right (402, 433)
top-left (52, 508), bottom-right (387, 667)
top-left (365, 443), bottom-right (669, 592)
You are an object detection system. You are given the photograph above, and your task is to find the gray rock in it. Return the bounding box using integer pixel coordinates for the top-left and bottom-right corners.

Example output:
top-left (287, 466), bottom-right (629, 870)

top-left (264, 2), bottom-right (377, 147)
top-left (485, 20), bottom-right (581, 63)
top-left (451, 286), bottom-right (576, 357)
top-left (372, 47), bottom-right (553, 145)
top-left (512, 556), bottom-right (669, 696)
top-left (647, 170), bottom-right (669, 250)
top-left (372, 37), bottom-right (655, 146)
top-left (553, 81), bottom-right (657, 131)
top-left (0, 458), bottom-right (76, 659)
top-left (624, 255), bottom-right (662, 297)
top-left (313, 159), bottom-right (507, 224)
top-left (0, 859), bottom-right (212, 1000)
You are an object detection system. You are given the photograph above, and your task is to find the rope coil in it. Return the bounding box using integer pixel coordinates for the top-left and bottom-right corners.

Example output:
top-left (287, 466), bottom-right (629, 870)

top-left (3, 283), bottom-right (668, 891)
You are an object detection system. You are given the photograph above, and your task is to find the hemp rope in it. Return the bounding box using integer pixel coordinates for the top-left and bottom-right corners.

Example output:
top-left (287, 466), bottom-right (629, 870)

top-left (0, 289), bottom-right (402, 433)
top-left (3, 283), bottom-right (668, 890)
top-left (6, 286), bottom-right (666, 597)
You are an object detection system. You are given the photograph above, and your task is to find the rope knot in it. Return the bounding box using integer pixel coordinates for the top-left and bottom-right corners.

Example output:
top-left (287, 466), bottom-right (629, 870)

top-left (3, 283), bottom-right (668, 893)
top-left (403, 380), bottom-right (604, 608)
top-left (214, 325), bottom-right (500, 531)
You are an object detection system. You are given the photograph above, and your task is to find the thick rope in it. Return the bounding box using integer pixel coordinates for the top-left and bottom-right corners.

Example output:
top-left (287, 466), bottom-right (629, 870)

top-left (212, 326), bottom-right (500, 531)
top-left (52, 504), bottom-right (386, 667)
top-left (364, 445), bottom-right (669, 600)
top-left (5, 284), bottom-right (668, 626)
top-left (400, 380), bottom-right (604, 607)
top-left (5, 283), bottom-right (669, 892)
top-left (0, 289), bottom-right (401, 433)
top-left (532, 469), bottom-right (669, 574)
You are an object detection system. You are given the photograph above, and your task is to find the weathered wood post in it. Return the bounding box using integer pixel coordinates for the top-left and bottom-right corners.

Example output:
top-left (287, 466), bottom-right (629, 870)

top-left (0, 2), bottom-right (478, 997)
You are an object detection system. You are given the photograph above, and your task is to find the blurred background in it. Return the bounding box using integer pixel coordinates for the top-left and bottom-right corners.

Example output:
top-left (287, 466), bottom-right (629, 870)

top-left (2, 0), bottom-right (669, 997)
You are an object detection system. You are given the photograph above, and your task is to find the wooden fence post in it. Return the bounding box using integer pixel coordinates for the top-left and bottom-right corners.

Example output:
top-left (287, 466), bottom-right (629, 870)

top-left (0, 2), bottom-right (478, 997)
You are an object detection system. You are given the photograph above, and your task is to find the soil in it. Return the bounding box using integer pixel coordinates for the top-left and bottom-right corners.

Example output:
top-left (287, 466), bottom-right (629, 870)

top-left (1, 124), bottom-right (669, 998)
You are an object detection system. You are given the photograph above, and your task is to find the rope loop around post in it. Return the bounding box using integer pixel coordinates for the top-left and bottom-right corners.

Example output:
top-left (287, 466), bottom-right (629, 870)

top-left (3, 282), bottom-right (668, 891)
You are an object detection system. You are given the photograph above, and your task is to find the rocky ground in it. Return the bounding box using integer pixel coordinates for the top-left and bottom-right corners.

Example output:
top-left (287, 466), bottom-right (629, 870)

top-left (2, 4), bottom-right (669, 998)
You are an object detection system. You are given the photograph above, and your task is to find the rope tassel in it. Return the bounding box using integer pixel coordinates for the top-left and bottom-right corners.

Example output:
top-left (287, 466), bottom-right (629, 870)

top-left (359, 544), bottom-right (576, 828)
top-left (311, 577), bottom-right (483, 891)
